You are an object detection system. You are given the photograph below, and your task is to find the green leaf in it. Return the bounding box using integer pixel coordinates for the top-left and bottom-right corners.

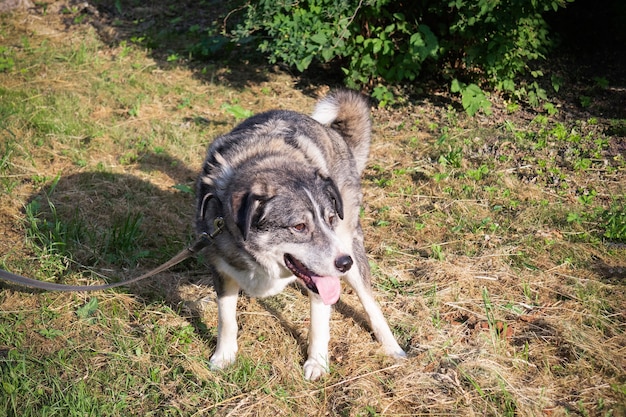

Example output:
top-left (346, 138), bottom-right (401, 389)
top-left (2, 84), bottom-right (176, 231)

top-left (372, 39), bottom-right (382, 54)
top-left (3, 382), bottom-right (16, 395)
top-left (501, 79), bottom-right (515, 91)
top-left (38, 328), bottom-right (64, 339)
top-left (76, 297), bottom-right (99, 320)
top-left (451, 79), bottom-right (464, 93)
top-left (567, 212), bottom-right (581, 224)
top-left (295, 55), bottom-right (313, 72)
top-left (321, 48), bottom-right (334, 62)
top-left (310, 33), bottom-right (327, 45)
top-left (221, 104), bottom-right (254, 120)
top-left (462, 84), bottom-right (482, 115)
top-left (172, 184), bottom-right (193, 194)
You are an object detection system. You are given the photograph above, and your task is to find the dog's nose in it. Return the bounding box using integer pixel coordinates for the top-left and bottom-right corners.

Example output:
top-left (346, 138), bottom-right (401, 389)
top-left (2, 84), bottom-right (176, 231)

top-left (334, 255), bottom-right (353, 273)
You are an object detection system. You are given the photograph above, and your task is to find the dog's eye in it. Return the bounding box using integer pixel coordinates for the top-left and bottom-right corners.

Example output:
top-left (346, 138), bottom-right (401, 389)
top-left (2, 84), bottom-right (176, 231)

top-left (292, 223), bottom-right (307, 233)
top-left (328, 215), bottom-right (336, 225)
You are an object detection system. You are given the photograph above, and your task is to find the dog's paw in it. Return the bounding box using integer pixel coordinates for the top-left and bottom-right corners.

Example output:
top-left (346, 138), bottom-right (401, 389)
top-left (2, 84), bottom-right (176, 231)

top-left (384, 344), bottom-right (408, 360)
top-left (209, 351), bottom-right (237, 370)
top-left (303, 358), bottom-right (328, 381)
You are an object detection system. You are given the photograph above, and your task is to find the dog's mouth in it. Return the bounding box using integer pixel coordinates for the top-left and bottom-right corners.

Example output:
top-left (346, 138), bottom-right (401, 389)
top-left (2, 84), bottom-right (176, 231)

top-left (284, 254), bottom-right (341, 305)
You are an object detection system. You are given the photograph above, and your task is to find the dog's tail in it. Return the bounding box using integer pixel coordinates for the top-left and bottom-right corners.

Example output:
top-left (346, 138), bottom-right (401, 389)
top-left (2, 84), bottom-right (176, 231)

top-left (311, 90), bottom-right (371, 175)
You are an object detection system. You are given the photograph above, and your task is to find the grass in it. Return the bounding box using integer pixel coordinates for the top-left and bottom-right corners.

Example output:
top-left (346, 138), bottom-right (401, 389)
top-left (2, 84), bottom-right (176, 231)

top-left (0, 2), bottom-right (625, 417)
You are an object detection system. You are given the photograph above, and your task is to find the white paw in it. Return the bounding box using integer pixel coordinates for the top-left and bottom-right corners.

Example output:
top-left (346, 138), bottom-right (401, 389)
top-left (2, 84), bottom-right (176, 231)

top-left (209, 351), bottom-right (237, 370)
top-left (303, 358), bottom-right (328, 381)
top-left (384, 344), bottom-right (407, 360)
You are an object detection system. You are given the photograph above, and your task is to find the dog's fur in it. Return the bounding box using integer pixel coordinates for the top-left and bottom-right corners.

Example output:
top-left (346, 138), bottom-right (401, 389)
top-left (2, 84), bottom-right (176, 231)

top-left (196, 90), bottom-right (406, 380)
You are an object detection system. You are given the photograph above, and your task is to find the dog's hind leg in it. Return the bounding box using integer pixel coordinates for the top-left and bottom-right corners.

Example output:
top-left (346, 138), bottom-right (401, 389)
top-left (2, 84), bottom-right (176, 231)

top-left (303, 295), bottom-right (332, 380)
top-left (344, 241), bottom-right (407, 359)
top-left (210, 275), bottom-right (240, 370)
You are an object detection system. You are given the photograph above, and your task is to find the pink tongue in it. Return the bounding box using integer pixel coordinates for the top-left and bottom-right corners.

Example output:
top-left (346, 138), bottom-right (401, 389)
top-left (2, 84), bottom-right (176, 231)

top-left (311, 276), bottom-right (341, 305)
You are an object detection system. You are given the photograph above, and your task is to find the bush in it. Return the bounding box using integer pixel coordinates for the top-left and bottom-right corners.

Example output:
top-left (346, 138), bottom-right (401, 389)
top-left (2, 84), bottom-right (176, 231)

top-left (232, 0), bottom-right (438, 87)
top-left (210, 0), bottom-right (573, 108)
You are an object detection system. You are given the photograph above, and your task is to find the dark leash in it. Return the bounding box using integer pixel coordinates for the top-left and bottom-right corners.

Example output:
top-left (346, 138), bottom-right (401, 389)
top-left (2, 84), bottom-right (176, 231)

top-left (0, 218), bottom-right (224, 292)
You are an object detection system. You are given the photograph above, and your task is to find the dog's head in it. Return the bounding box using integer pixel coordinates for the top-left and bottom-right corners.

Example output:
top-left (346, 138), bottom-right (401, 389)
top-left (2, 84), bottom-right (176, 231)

top-left (229, 171), bottom-right (351, 304)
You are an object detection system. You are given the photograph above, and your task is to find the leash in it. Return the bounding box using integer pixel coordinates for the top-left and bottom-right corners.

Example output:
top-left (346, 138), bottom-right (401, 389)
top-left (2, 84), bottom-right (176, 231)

top-left (0, 217), bottom-right (224, 292)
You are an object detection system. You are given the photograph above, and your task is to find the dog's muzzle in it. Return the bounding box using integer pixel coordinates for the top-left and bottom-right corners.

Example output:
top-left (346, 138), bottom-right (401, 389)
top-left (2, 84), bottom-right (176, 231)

top-left (284, 254), bottom-right (343, 305)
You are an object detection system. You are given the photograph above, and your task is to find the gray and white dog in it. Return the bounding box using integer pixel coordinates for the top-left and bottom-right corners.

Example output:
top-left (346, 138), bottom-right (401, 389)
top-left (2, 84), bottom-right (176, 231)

top-left (196, 90), bottom-right (406, 380)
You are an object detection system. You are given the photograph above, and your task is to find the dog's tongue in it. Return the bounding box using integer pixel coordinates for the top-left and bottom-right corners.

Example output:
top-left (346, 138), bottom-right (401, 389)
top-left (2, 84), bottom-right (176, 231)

top-left (311, 276), bottom-right (341, 305)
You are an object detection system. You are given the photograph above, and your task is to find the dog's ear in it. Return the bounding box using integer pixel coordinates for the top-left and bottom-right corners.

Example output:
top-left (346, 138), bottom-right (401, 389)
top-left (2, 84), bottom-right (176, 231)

top-left (323, 176), bottom-right (344, 220)
top-left (233, 192), bottom-right (261, 240)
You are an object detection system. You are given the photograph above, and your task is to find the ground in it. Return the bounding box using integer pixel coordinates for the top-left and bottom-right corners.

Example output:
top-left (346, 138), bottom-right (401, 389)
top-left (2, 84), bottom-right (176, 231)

top-left (0, 1), bottom-right (625, 416)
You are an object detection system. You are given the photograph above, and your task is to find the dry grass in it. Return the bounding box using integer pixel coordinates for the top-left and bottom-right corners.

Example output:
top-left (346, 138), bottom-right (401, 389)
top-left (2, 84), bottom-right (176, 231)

top-left (1, 2), bottom-right (625, 417)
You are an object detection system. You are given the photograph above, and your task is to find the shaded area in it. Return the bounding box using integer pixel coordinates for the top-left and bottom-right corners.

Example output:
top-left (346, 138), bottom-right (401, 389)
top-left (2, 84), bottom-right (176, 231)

top-left (53, 0), bottom-right (272, 90)
top-left (15, 150), bottom-right (204, 303)
top-left (545, 0), bottom-right (626, 121)
top-left (27, 0), bottom-right (621, 118)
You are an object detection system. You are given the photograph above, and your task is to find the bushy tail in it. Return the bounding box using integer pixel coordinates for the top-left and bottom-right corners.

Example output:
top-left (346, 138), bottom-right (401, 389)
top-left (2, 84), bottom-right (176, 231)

top-left (311, 90), bottom-right (371, 175)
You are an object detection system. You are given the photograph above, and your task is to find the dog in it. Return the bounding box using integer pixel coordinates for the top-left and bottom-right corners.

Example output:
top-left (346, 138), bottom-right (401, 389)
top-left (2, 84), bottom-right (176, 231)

top-left (195, 90), bottom-right (406, 380)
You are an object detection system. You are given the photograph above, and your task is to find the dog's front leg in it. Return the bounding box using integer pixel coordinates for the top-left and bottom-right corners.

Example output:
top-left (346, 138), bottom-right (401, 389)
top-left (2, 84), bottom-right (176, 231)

top-left (210, 275), bottom-right (240, 370)
top-left (344, 261), bottom-right (407, 359)
top-left (303, 294), bottom-right (331, 380)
